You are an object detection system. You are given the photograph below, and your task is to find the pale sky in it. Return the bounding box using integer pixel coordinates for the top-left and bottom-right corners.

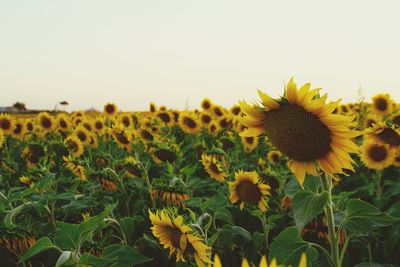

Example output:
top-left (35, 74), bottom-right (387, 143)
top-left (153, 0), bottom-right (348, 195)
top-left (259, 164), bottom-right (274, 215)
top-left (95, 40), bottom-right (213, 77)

top-left (1, 0), bottom-right (399, 111)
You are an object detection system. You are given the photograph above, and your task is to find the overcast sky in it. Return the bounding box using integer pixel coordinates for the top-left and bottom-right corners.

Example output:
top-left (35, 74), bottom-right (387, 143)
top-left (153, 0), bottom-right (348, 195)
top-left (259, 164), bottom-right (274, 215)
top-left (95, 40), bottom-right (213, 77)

top-left (0, 0), bottom-right (399, 111)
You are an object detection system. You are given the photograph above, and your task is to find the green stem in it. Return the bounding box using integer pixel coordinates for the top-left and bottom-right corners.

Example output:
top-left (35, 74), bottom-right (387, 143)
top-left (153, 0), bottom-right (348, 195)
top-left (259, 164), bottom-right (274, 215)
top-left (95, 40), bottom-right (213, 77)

top-left (339, 234), bottom-right (351, 266)
top-left (321, 173), bottom-right (340, 267)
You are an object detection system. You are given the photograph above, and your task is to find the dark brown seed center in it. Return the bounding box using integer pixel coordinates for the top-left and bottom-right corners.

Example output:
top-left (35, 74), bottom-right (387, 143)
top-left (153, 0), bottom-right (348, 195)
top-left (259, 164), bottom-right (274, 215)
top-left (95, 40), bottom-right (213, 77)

top-left (378, 128), bottom-right (400, 147)
top-left (0, 119), bottom-right (11, 130)
top-left (163, 226), bottom-right (182, 248)
top-left (374, 98), bottom-right (388, 111)
top-left (154, 149), bottom-right (176, 163)
top-left (183, 117), bottom-right (196, 129)
top-left (368, 145), bottom-right (388, 162)
top-left (41, 117), bottom-right (52, 128)
top-left (264, 105), bottom-right (332, 161)
top-left (236, 180), bottom-right (261, 205)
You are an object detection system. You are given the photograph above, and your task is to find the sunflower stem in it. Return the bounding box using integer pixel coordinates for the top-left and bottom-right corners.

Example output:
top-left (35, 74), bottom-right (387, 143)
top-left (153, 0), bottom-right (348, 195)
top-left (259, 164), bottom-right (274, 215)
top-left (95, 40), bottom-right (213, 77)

top-left (321, 173), bottom-right (340, 267)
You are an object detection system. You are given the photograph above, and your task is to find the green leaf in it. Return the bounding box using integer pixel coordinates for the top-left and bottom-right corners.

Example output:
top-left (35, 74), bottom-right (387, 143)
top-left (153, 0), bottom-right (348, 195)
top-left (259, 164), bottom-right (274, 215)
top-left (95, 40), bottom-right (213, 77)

top-left (4, 202), bottom-right (33, 229)
top-left (200, 192), bottom-right (228, 212)
top-left (214, 207), bottom-right (233, 225)
top-left (292, 190), bottom-right (328, 231)
top-left (343, 199), bottom-right (400, 233)
top-left (79, 253), bottom-right (117, 267)
top-left (103, 244), bottom-right (152, 267)
top-left (54, 222), bottom-right (80, 250)
top-left (20, 237), bottom-right (58, 262)
top-left (78, 204), bottom-right (116, 236)
top-left (269, 227), bottom-right (318, 266)
top-left (232, 226), bottom-right (252, 242)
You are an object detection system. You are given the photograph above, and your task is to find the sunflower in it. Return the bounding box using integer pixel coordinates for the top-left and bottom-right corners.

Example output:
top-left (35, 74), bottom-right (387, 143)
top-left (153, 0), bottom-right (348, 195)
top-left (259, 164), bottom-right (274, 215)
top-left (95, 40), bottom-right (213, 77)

top-left (149, 209), bottom-right (211, 266)
top-left (100, 178), bottom-right (118, 192)
top-left (37, 112), bottom-right (55, 134)
top-left (364, 114), bottom-right (379, 129)
top-left (63, 156), bottom-right (87, 181)
top-left (11, 120), bottom-right (26, 140)
top-left (0, 114), bottom-right (15, 135)
top-left (149, 102), bottom-right (157, 113)
top-left (72, 125), bottom-right (92, 145)
top-left (111, 124), bottom-right (132, 151)
top-left (0, 130), bottom-right (4, 149)
top-left (56, 113), bottom-right (71, 133)
top-left (267, 150), bottom-right (282, 164)
top-left (364, 122), bottom-right (400, 149)
top-left (139, 128), bottom-right (155, 143)
top-left (201, 98), bottom-right (213, 110)
top-left (151, 189), bottom-right (189, 207)
top-left (212, 105), bottom-right (225, 117)
top-left (241, 136), bottom-right (259, 153)
top-left (104, 103), bottom-right (118, 116)
top-left (230, 104), bottom-right (242, 117)
top-left (88, 133), bottom-right (99, 149)
top-left (25, 119), bottom-right (34, 133)
top-left (201, 154), bottom-right (227, 182)
top-left (371, 93), bottom-right (393, 116)
top-left (200, 112), bottom-right (213, 127)
top-left (228, 170), bottom-right (271, 212)
top-left (240, 78), bottom-right (359, 185)
top-left (394, 153), bottom-right (400, 167)
top-left (64, 135), bottom-right (84, 157)
top-left (391, 112), bottom-right (400, 127)
top-left (178, 112), bottom-right (201, 134)
top-left (93, 116), bottom-right (106, 134)
top-left (156, 111), bottom-right (173, 126)
top-left (360, 141), bottom-right (395, 170)
top-left (151, 148), bottom-right (178, 164)
top-left (208, 121), bottom-right (220, 136)
top-left (22, 144), bottom-right (45, 168)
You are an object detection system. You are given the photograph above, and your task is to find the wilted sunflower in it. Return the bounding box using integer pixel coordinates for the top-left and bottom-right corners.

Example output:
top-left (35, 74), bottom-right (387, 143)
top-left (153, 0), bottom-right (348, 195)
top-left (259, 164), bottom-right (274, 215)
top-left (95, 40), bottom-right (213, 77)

top-left (151, 189), bottom-right (189, 207)
top-left (240, 78), bottom-right (359, 185)
top-left (149, 209), bottom-right (211, 267)
top-left (64, 135), bottom-right (84, 157)
top-left (151, 147), bottom-right (178, 164)
top-left (0, 114), bottom-right (15, 135)
top-left (22, 144), bottom-right (46, 168)
top-left (111, 124), bottom-right (132, 151)
top-left (104, 103), bottom-right (118, 116)
top-left (228, 170), bottom-right (271, 212)
top-left (371, 93), bottom-right (393, 116)
top-left (201, 98), bottom-right (213, 110)
top-left (100, 178), bottom-right (118, 192)
top-left (56, 113), bottom-right (71, 133)
top-left (73, 126), bottom-right (91, 145)
top-left (364, 122), bottom-right (400, 150)
top-left (360, 141), bottom-right (395, 170)
top-left (0, 235), bottom-right (36, 255)
top-left (63, 156), bottom-right (87, 181)
top-left (201, 154), bottom-right (227, 182)
top-left (37, 112), bottom-right (55, 134)
top-left (179, 112), bottom-right (201, 134)
top-left (241, 136), bottom-right (259, 153)
top-left (267, 150), bottom-right (282, 164)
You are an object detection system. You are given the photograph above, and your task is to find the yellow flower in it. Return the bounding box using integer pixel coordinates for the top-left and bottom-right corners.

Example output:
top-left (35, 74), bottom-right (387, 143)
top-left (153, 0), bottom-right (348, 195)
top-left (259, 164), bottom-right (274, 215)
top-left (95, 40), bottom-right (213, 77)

top-left (371, 93), bottom-right (393, 116)
top-left (229, 170), bottom-right (271, 212)
top-left (64, 135), bottom-right (84, 157)
top-left (267, 151), bottom-right (282, 164)
top-left (37, 112), bottom-right (55, 134)
top-left (360, 141), bottom-right (395, 170)
top-left (179, 112), bottom-right (201, 134)
top-left (104, 103), bottom-right (118, 116)
top-left (240, 78), bottom-right (359, 185)
top-left (201, 154), bottom-right (227, 182)
top-left (0, 114), bottom-right (16, 135)
top-left (241, 136), bottom-right (259, 153)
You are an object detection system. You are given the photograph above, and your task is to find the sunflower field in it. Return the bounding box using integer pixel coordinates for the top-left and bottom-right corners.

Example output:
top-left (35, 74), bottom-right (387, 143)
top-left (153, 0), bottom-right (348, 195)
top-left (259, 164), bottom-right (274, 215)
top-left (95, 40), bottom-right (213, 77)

top-left (0, 79), bottom-right (400, 267)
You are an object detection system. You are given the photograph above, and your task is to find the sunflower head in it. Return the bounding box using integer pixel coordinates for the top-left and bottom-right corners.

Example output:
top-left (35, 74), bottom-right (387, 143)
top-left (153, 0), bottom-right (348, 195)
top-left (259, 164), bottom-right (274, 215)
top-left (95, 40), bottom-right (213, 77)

top-left (364, 114), bottom-right (379, 129)
top-left (151, 147), bottom-right (178, 164)
top-left (201, 98), bottom-right (213, 110)
top-left (111, 124), bottom-right (132, 151)
top-left (364, 122), bottom-right (400, 149)
top-left (240, 78), bottom-right (359, 185)
top-left (149, 102), bottom-right (157, 113)
top-left (0, 114), bottom-right (15, 135)
top-left (73, 125), bottom-right (91, 145)
top-left (241, 136), bottom-right (259, 153)
top-left (371, 93), bottom-right (393, 116)
top-left (267, 150), bottom-right (282, 164)
top-left (56, 113), bottom-right (71, 133)
top-left (37, 112), bottom-right (55, 134)
top-left (64, 135), bottom-right (84, 157)
top-left (178, 112), bottom-right (201, 134)
top-left (156, 111), bottom-right (173, 126)
top-left (22, 143), bottom-right (46, 168)
top-left (208, 121), bottom-right (220, 136)
top-left (104, 103), bottom-right (118, 116)
top-left (228, 170), bottom-right (271, 212)
top-left (200, 112), bottom-right (213, 126)
top-left (360, 141), bottom-right (395, 170)
top-left (11, 120), bottom-right (26, 140)
top-left (201, 154), bottom-right (228, 182)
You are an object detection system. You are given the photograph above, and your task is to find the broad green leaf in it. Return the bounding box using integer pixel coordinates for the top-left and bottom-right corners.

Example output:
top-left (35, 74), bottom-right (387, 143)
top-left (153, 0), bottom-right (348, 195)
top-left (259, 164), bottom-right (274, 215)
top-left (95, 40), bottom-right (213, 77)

top-left (103, 244), bottom-right (152, 267)
top-left (55, 251), bottom-right (74, 267)
top-left (4, 202), bottom-right (33, 229)
top-left (292, 190), bottom-right (328, 231)
top-left (20, 237), bottom-right (58, 262)
top-left (343, 199), bottom-right (400, 233)
top-left (54, 222), bottom-right (80, 250)
top-left (78, 204), bottom-right (116, 236)
top-left (232, 225), bottom-right (252, 242)
top-left (214, 207), bottom-right (233, 225)
top-left (79, 253), bottom-right (117, 267)
top-left (269, 227), bottom-right (318, 266)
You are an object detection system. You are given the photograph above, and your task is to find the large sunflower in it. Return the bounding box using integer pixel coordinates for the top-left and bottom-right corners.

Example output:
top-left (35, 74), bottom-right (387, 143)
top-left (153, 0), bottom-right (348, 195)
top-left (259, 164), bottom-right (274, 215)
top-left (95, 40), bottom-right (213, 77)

top-left (56, 113), bottom-right (71, 133)
top-left (228, 170), bottom-right (271, 212)
top-left (371, 93), bottom-right (393, 116)
top-left (240, 78), bottom-right (359, 185)
top-left (37, 112), bottom-right (55, 134)
top-left (364, 122), bottom-right (400, 150)
top-left (149, 209), bottom-right (210, 266)
top-left (360, 141), bottom-right (395, 170)
top-left (201, 154), bottom-right (227, 182)
top-left (0, 114), bottom-right (16, 135)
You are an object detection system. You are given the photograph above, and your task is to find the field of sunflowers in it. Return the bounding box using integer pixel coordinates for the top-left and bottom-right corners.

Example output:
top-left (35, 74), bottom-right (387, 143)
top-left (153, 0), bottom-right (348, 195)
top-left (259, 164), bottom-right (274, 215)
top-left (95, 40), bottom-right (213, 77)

top-left (0, 79), bottom-right (400, 267)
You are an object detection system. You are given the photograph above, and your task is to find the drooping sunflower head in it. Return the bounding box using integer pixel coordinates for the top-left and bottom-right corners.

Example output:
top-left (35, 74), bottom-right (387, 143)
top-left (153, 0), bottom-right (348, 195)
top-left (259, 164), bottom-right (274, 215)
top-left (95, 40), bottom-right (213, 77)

top-left (364, 122), bottom-right (400, 149)
top-left (111, 124), bottom-right (132, 151)
top-left (371, 93), bottom-right (393, 116)
top-left (22, 143), bottom-right (46, 168)
top-left (240, 78), bottom-right (359, 185)
top-left (201, 98), bottom-right (213, 110)
top-left (241, 136), bottom-right (259, 153)
top-left (56, 113), bottom-right (71, 133)
top-left (267, 150), bottom-right (282, 164)
top-left (360, 141), bottom-right (395, 170)
top-left (228, 170), bottom-right (271, 212)
top-left (11, 120), bottom-right (26, 140)
top-left (200, 154), bottom-right (227, 182)
top-left (178, 112), bottom-right (201, 134)
top-left (151, 147), bottom-right (178, 164)
top-left (0, 114), bottom-right (15, 135)
top-left (64, 135), bottom-right (84, 157)
top-left (103, 103), bottom-right (117, 116)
